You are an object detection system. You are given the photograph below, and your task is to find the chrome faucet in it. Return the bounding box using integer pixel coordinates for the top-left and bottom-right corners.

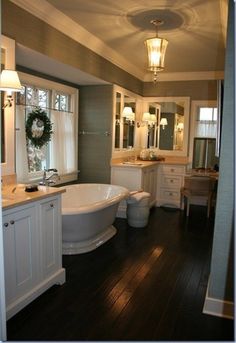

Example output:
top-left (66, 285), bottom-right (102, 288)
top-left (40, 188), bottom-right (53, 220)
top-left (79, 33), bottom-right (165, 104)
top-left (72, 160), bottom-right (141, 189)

top-left (39, 168), bottom-right (60, 186)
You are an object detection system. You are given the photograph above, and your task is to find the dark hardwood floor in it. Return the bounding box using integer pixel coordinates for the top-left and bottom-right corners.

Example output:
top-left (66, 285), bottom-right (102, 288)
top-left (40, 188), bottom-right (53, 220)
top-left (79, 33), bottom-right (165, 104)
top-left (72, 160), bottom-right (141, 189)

top-left (7, 206), bottom-right (234, 341)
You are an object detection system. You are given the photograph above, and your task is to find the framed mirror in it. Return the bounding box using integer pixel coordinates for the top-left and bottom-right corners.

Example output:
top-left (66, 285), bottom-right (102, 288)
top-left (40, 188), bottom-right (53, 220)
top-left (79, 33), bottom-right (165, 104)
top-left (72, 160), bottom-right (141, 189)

top-left (189, 100), bottom-right (219, 169)
top-left (122, 95), bottom-right (135, 148)
top-left (114, 92), bottom-right (121, 149)
top-left (143, 97), bottom-right (190, 156)
top-left (1, 35), bottom-right (16, 176)
top-left (192, 137), bottom-right (218, 169)
top-left (113, 87), bottom-right (137, 152)
top-left (1, 48), bottom-right (6, 163)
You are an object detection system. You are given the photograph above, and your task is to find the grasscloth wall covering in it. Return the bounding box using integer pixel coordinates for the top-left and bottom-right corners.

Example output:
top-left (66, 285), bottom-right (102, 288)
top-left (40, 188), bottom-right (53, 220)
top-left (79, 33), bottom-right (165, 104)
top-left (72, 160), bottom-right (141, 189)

top-left (78, 85), bottom-right (113, 184)
top-left (143, 80), bottom-right (217, 100)
top-left (2, 0), bottom-right (142, 95)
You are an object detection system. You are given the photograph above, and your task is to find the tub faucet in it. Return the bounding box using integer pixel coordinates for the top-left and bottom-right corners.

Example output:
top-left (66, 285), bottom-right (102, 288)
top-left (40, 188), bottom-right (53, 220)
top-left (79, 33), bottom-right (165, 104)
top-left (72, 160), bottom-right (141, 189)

top-left (39, 168), bottom-right (60, 186)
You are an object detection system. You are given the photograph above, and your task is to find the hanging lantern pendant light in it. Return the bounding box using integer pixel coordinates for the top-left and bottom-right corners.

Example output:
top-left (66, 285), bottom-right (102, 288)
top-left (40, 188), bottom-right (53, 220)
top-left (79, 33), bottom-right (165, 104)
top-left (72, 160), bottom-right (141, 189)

top-left (145, 19), bottom-right (168, 82)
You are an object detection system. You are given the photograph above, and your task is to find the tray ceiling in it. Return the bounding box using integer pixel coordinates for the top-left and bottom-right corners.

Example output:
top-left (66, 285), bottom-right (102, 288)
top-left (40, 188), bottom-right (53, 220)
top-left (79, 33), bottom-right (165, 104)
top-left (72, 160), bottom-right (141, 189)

top-left (13, 0), bottom-right (228, 82)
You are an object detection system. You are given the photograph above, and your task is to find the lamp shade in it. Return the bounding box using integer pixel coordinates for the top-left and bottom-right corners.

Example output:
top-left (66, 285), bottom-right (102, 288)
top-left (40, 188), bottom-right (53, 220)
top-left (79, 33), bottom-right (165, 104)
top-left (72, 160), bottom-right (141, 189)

top-left (160, 117), bottom-right (168, 126)
top-left (127, 112), bottom-right (135, 121)
top-left (122, 106), bottom-right (135, 121)
top-left (0, 69), bottom-right (22, 92)
top-left (150, 114), bottom-right (157, 123)
top-left (122, 106), bottom-right (133, 117)
top-left (144, 37), bottom-right (168, 72)
top-left (142, 112), bottom-right (151, 121)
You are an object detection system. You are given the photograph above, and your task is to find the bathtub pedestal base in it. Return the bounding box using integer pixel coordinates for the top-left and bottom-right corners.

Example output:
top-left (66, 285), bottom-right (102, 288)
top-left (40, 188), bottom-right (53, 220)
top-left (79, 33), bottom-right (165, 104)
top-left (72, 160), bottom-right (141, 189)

top-left (62, 225), bottom-right (117, 255)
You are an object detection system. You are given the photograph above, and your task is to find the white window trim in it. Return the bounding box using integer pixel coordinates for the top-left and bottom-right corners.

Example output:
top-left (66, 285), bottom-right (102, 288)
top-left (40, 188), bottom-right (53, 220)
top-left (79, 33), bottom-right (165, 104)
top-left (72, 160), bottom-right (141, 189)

top-left (17, 72), bottom-right (79, 184)
top-left (189, 100), bottom-right (217, 165)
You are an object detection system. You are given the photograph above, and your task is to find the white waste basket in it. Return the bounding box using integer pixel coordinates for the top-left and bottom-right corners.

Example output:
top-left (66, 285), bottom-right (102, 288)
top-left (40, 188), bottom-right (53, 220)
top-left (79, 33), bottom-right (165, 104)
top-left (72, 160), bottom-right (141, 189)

top-left (126, 191), bottom-right (151, 228)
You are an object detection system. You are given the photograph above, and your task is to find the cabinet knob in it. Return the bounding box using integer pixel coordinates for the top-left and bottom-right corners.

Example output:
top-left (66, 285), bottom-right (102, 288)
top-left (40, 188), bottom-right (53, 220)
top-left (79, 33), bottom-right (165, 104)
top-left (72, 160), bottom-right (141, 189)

top-left (171, 168), bottom-right (175, 172)
top-left (50, 203), bottom-right (54, 208)
top-left (170, 179), bottom-right (174, 183)
top-left (4, 223), bottom-right (8, 227)
top-left (10, 220), bottom-right (15, 225)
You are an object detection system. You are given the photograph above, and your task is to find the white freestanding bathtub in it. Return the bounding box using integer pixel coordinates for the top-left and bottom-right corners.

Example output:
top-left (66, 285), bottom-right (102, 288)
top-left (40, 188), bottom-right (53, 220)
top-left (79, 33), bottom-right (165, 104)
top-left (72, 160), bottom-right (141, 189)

top-left (61, 183), bottom-right (129, 254)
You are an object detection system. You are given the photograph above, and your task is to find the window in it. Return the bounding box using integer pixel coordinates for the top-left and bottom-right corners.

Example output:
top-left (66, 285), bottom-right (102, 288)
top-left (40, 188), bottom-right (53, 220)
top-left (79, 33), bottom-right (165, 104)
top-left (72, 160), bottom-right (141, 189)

top-left (198, 107), bottom-right (217, 122)
top-left (15, 73), bottom-right (78, 184)
top-left (55, 93), bottom-right (70, 112)
top-left (195, 106), bottom-right (217, 138)
top-left (17, 85), bottom-right (50, 174)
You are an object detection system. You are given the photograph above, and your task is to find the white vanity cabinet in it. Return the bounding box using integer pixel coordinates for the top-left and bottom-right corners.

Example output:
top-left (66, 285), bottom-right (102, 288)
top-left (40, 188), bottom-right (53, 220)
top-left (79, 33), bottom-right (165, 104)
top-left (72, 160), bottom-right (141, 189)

top-left (111, 163), bottom-right (158, 217)
top-left (156, 164), bottom-right (186, 208)
top-left (141, 166), bottom-right (157, 205)
top-left (3, 194), bottom-right (65, 319)
top-left (39, 197), bottom-right (62, 278)
top-left (3, 203), bottom-right (39, 313)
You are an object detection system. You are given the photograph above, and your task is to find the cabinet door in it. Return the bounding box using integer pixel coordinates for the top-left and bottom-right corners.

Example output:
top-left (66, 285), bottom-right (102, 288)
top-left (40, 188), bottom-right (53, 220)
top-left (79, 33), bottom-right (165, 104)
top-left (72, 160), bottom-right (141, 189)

top-left (3, 205), bottom-right (39, 306)
top-left (142, 167), bottom-right (157, 206)
top-left (111, 167), bottom-right (142, 190)
top-left (39, 197), bottom-right (61, 278)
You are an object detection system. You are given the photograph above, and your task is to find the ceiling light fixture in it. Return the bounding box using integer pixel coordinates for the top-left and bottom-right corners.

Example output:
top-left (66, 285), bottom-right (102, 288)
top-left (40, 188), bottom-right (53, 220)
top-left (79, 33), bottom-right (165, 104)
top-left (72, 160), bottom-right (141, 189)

top-left (144, 19), bottom-right (168, 83)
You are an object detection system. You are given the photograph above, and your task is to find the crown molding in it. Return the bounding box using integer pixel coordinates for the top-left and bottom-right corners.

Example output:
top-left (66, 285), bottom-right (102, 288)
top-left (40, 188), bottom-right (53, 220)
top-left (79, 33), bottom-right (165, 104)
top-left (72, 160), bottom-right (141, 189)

top-left (9, 0), bottom-right (145, 81)
top-left (143, 70), bottom-right (225, 82)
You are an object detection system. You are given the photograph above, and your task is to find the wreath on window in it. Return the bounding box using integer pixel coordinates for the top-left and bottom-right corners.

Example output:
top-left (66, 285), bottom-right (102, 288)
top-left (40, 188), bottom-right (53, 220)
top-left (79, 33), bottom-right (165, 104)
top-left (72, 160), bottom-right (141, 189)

top-left (26, 107), bottom-right (53, 148)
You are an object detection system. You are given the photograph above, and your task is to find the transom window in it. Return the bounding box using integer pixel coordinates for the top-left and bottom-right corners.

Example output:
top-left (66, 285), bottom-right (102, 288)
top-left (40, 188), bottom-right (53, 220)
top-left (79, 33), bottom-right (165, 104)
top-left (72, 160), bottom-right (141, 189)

top-left (55, 93), bottom-right (70, 112)
top-left (195, 106), bottom-right (218, 138)
top-left (198, 107), bottom-right (217, 122)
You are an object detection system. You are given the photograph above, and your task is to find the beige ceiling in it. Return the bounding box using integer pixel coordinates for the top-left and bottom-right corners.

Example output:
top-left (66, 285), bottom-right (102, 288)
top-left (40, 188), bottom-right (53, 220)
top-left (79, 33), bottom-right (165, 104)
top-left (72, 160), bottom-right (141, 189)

top-left (45, 0), bottom-right (228, 81)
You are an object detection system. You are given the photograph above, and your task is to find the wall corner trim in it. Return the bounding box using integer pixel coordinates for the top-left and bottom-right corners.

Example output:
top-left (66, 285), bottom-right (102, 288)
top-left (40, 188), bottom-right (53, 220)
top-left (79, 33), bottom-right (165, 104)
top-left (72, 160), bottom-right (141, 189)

top-left (203, 283), bottom-right (234, 319)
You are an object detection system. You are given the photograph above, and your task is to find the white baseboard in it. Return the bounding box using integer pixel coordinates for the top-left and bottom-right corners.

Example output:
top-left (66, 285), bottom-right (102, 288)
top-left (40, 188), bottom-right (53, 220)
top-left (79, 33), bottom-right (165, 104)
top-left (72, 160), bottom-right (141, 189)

top-left (203, 286), bottom-right (234, 319)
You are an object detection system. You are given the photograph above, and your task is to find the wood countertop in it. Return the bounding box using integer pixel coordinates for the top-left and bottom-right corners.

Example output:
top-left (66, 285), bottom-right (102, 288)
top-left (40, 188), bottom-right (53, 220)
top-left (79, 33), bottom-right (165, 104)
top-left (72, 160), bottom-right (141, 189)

top-left (2, 184), bottom-right (66, 210)
top-left (111, 156), bottom-right (189, 168)
top-left (185, 169), bottom-right (219, 179)
top-left (111, 160), bottom-right (159, 168)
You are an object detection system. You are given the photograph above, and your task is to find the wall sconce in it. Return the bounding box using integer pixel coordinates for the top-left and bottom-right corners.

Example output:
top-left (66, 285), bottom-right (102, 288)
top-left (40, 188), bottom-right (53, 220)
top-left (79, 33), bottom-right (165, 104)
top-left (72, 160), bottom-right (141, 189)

top-left (160, 117), bottom-right (168, 129)
top-left (144, 19), bottom-right (168, 83)
top-left (0, 69), bottom-right (22, 108)
top-left (177, 122), bottom-right (184, 132)
top-left (137, 112), bottom-right (157, 128)
top-left (150, 114), bottom-right (157, 125)
top-left (142, 112), bottom-right (151, 123)
top-left (122, 106), bottom-right (135, 123)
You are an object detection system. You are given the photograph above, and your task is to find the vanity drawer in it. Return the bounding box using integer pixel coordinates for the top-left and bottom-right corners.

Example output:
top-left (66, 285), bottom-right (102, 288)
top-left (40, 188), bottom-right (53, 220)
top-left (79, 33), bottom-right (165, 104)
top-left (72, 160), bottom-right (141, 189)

top-left (160, 188), bottom-right (180, 201)
top-left (160, 165), bottom-right (186, 175)
top-left (161, 175), bottom-right (182, 188)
